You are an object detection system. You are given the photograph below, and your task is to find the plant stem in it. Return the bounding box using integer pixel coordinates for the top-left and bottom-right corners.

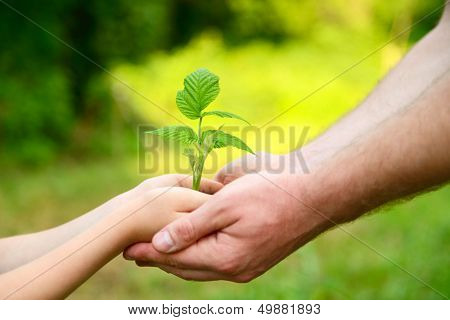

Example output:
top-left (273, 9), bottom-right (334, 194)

top-left (198, 117), bottom-right (203, 144)
top-left (193, 116), bottom-right (204, 190)
top-left (192, 153), bottom-right (206, 190)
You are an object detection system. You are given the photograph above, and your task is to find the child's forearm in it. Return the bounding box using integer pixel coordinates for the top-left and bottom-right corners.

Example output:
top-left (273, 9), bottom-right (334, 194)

top-left (0, 177), bottom-right (214, 299)
top-left (0, 189), bottom-right (137, 273)
top-left (0, 194), bottom-right (153, 300)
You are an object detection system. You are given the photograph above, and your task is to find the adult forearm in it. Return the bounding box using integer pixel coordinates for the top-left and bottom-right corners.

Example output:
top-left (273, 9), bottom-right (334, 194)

top-left (300, 12), bottom-right (450, 170)
top-left (306, 72), bottom-right (450, 224)
top-left (214, 7), bottom-right (449, 182)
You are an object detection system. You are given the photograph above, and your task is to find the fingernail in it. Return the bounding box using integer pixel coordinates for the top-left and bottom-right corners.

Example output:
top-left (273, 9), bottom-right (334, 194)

top-left (153, 231), bottom-right (175, 252)
top-left (123, 252), bottom-right (132, 260)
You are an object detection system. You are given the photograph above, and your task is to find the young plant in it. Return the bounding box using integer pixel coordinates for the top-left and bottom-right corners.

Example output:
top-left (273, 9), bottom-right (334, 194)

top-left (147, 68), bottom-right (254, 190)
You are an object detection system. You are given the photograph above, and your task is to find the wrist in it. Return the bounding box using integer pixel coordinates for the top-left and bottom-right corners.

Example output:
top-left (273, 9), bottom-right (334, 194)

top-left (273, 172), bottom-right (334, 235)
top-left (301, 158), bottom-right (368, 227)
top-left (272, 147), bottom-right (358, 231)
top-left (102, 194), bottom-right (152, 246)
top-left (114, 189), bottom-right (180, 245)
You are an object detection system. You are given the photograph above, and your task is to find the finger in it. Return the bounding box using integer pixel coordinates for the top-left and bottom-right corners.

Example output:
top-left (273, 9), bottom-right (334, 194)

top-left (134, 260), bottom-right (226, 281)
top-left (152, 197), bottom-right (237, 253)
top-left (170, 188), bottom-right (212, 212)
top-left (133, 261), bottom-right (226, 281)
top-left (214, 155), bottom-right (259, 184)
top-left (138, 174), bottom-right (187, 189)
top-left (124, 236), bottom-right (219, 271)
top-left (214, 162), bottom-right (242, 184)
top-left (138, 174), bottom-right (222, 195)
top-left (150, 264), bottom-right (227, 281)
top-left (174, 176), bottom-right (223, 194)
top-left (135, 261), bottom-right (156, 267)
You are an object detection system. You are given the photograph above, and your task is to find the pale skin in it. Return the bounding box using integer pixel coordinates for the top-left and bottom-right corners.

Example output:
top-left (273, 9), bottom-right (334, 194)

top-left (125, 5), bottom-right (450, 282)
top-left (0, 175), bottom-right (222, 299)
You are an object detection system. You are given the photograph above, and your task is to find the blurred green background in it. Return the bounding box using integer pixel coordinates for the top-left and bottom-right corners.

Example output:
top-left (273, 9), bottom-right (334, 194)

top-left (0, 0), bottom-right (448, 299)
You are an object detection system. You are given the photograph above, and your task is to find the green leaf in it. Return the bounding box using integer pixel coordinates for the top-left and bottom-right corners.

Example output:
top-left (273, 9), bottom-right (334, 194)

top-left (202, 110), bottom-right (250, 125)
top-left (146, 126), bottom-right (198, 145)
top-left (176, 68), bottom-right (220, 119)
top-left (176, 91), bottom-right (200, 120)
top-left (202, 130), bottom-right (254, 154)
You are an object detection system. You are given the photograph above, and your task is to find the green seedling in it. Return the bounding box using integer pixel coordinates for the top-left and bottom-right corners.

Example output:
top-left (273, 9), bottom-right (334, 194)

top-left (147, 68), bottom-right (254, 190)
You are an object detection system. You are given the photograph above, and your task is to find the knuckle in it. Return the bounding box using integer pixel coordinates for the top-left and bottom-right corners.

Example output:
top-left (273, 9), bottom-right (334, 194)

top-left (165, 174), bottom-right (183, 185)
top-left (145, 187), bottom-right (172, 202)
top-left (135, 261), bottom-right (151, 267)
top-left (139, 178), bottom-right (154, 190)
top-left (178, 273), bottom-right (194, 281)
top-left (161, 267), bottom-right (174, 276)
top-left (217, 259), bottom-right (240, 275)
top-left (165, 173), bottom-right (179, 180)
top-left (211, 196), bottom-right (231, 216)
top-left (234, 273), bottom-right (256, 283)
top-left (161, 268), bottom-right (193, 281)
top-left (172, 219), bottom-right (196, 244)
top-left (164, 256), bottom-right (180, 269)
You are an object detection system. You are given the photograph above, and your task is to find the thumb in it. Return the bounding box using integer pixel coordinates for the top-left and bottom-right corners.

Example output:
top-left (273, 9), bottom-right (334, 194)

top-left (152, 197), bottom-right (236, 253)
top-left (215, 153), bottom-right (261, 184)
top-left (214, 161), bottom-right (246, 185)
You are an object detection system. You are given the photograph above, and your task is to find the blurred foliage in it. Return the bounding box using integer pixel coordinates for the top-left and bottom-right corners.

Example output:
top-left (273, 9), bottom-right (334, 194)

top-left (0, 0), bottom-right (171, 165)
top-left (0, 0), bottom-right (445, 166)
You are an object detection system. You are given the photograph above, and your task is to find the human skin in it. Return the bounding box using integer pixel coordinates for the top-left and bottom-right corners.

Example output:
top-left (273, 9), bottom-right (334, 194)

top-left (216, 3), bottom-right (450, 182)
top-left (0, 174), bottom-right (221, 273)
top-left (125, 69), bottom-right (450, 283)
top-left (124, 6), bottom-right (450, 282)
top-left (306, 72), bottom-right (450, 224)
top-left (0, 175), bottom-right (221, 299)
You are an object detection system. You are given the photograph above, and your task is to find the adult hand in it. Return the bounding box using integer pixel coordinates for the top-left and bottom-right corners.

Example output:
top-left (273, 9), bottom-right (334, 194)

top-left (215, 150), bottom-right (313, 185)
top-left (214, 152), bottom-right (284, 184)
top-left (124, 172), bottom-right (330, 282)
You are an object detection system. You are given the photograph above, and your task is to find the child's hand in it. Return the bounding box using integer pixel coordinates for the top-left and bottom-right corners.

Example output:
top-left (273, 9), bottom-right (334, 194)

top-left (134, 174), bottom-right (223, 195)
top-left (91, 175), bottom-right (221, 246)
top-left (101, 175), bottom-right (222, 219)
top-left (126, 186), bottom-right (213, 243)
